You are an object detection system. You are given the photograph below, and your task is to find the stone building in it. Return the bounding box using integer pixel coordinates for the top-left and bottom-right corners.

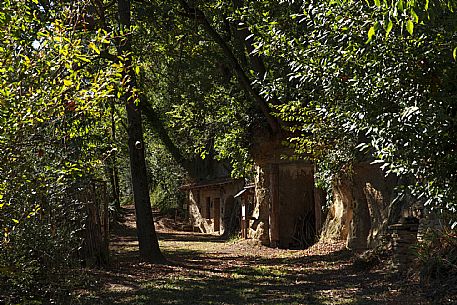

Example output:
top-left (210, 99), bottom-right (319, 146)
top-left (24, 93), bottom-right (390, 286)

top-left (181, 135), bottom-right (323, 247)
top-left (248, 161), bottom-right (321, 248)
top-left (248, 135), bottom-right (323, 248)
top-left (181, 178), bottom-right (244, 234)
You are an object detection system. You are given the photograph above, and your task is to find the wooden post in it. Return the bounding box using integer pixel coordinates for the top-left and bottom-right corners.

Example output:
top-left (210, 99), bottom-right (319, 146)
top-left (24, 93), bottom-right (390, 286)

top-left (269, 163), bottom-right (280, 247)
top-left (214, 198), bottom-right (221, 233)
top-left (241, 197), bottom-right (247, 239)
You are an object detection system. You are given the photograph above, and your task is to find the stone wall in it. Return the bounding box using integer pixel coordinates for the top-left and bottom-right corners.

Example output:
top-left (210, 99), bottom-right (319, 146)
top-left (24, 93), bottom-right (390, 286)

top-left (320, 177), bottom-right (353, 242)
top-left (187, 180), bottom-right (243, 234)
top-left (249, 165), bottom-right (271, 245)
top-left (389, 222), bottom-right (419, 272)
top-left (320, 163), bottom-right (399, 249)
top-left (249, 161), bottom-right (316, 248)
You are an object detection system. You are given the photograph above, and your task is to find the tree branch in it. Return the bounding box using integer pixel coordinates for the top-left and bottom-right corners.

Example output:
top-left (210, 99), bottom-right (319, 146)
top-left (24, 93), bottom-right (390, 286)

top-left (177, 0), bottom-right (280, 135)
top-left (231, 0), bottom-right (269, 89)
top-left (140, 99), bottom-right (193, 174)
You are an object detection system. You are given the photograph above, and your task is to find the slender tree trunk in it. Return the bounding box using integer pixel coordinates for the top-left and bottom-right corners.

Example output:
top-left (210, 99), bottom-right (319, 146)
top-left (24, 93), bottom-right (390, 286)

top-left (117, 0), bottom-right (165, 263)
top-left (109, 99), bottom-right (121, 213)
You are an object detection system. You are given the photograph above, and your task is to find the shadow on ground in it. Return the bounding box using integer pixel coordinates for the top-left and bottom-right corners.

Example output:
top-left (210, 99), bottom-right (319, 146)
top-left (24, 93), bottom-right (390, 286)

top-left (74, 207), bottom-right (431, 305)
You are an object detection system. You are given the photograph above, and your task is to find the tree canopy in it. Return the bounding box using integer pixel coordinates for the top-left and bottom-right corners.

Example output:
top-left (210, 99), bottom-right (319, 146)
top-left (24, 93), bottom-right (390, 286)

top-left (1, 0), bottom-right (457, 302)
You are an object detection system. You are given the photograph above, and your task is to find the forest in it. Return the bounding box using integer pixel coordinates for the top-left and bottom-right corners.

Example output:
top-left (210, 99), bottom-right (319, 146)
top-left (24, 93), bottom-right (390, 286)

top-left (1, 0), bottom-right (457, 304)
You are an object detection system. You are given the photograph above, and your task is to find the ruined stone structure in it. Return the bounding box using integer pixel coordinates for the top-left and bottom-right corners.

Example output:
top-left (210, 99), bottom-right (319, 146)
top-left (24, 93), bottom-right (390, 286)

top-left (389, 221), bottom-right (419, 272)
top-left (248, 163), bottom-right (318, 248)
top-left (249, 135), bottom-right (320, 248)
top-left (320, 163), bottom-right (399, 250)
top-left (182, 137), bottom-right (409, 250)
top-left (182, 179), bottom-right (244, 234)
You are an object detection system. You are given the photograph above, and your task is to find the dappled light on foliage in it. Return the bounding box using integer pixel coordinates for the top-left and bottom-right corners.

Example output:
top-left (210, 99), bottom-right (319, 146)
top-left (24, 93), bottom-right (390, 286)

top-left (1, 1), bottom-right (121, 302)
top-left (1, 0), bottom-right (457, 304)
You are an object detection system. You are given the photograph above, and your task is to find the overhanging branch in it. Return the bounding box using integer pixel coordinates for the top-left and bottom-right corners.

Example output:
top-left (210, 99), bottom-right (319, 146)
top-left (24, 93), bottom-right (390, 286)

top-left (177, 0), bottom-right (280, 135)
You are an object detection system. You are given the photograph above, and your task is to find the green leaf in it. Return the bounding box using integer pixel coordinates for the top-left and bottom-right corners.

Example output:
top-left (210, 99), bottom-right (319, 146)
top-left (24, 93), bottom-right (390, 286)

top-left (453, 47), bottom-right (457, 61)
top-left (406, 20), bottom-right (414, 35)
top-left (366, 24), bottom-right (376, 43)
top-left (76, 55), bottom-right (91, 63)
top-left (385, 20), bottom-right (393, 38)
top-left (411, 9), bottom-right (419, 23)
top-left (64, 79), bottom-right (73, 86)
top-left (89, 42), bottom-right (100, 55)
top-left (374, 0), bottom-right (381, 7)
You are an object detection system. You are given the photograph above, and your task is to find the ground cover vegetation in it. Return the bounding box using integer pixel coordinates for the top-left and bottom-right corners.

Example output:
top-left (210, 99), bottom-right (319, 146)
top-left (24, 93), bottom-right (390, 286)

top-left (1, 0), bottom-right (456, 304)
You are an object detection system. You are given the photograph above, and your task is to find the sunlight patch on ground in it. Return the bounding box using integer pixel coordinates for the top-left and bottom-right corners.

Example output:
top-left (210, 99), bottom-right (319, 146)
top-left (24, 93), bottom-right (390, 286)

top-left (106, 283), bottom-right (137, 293)
top-left (317, 288), bottom-right (359, 305)
top-left (72, 209), bottom-right (433, 305)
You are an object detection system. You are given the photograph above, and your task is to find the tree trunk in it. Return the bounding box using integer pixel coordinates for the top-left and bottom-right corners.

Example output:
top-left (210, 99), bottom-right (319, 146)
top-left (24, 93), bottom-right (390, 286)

top-left (109, 99), bottom-right (121, 213)
top-left (117, 0), bottom-right (165, 263)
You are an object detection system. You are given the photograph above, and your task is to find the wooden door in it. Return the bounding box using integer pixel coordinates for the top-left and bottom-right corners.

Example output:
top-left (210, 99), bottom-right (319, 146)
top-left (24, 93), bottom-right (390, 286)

top-left (213, 198), bottom-right (220, 232)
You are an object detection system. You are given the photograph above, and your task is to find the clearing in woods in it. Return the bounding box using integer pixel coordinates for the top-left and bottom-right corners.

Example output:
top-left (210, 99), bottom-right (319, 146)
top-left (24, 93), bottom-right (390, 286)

top-left (75, 206), bottom-right (431, 305)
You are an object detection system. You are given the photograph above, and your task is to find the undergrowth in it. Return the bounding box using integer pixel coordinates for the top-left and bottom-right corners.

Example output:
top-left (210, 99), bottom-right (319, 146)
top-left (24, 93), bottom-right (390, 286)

top-left (416, 228), bottom-right (457, 304)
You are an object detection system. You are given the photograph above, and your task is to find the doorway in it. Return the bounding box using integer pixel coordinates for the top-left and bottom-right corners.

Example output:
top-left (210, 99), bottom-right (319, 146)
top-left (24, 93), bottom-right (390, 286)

top-left (213, 198), bottom-right (220, 232)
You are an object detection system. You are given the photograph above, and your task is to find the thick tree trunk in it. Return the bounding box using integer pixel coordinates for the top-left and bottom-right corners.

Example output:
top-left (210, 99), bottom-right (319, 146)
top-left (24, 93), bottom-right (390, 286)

top-left (117, 0), bottom-right (164, 263)
top-left (125, 101), bottom-right (164, 262)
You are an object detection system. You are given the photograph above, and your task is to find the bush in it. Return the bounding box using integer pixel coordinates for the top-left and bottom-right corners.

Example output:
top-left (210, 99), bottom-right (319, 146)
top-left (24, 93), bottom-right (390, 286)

top-left (417, 228), bottom-right (457, 283)
top-left (416, 228), bottom-right (457, 303)
top-left (0, 181), bottom-right (88, 304)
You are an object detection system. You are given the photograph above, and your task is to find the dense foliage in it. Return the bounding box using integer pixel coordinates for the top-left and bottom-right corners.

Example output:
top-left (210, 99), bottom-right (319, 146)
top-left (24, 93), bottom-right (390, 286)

top-left (0, 1), bottom-right (122, 302)
top-left (133, 1), bottom-right (256, 178)
top-left (226, 0), bottom-right (457, 222)
top-left (1, 0), bottom-right (457, 302)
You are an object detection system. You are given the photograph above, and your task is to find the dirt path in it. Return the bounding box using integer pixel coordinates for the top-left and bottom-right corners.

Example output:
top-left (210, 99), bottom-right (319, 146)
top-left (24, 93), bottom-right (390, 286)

top-left (74, 206), bottom-right (433, 305)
